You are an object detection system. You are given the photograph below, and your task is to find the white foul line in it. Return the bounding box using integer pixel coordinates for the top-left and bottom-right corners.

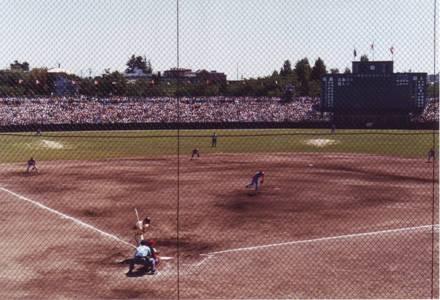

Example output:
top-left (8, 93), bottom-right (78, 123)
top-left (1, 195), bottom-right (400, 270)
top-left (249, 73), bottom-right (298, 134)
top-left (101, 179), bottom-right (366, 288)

top-left (0, 187), bottom-right (135, 249)
top-left (202, 224), bottom-right (439, 256)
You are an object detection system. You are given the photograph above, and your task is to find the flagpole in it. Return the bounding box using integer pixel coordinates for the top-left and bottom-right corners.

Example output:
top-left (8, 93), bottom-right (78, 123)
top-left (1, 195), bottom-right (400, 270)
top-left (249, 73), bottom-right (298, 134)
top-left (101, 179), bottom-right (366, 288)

top-left (372, 41), bottom-right (375, 61)
top-left (236, 63), bottom-right (239, 81)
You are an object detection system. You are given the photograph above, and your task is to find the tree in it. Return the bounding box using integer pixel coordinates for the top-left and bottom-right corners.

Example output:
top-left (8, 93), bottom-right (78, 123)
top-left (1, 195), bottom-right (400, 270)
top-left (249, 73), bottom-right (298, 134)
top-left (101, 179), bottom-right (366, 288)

top-left (308, 80), bottom-right (321, 97)
top-left (79, 78), bottom-right (96, 96)
top-left (343, 67), bottom-right (351, 74)
top-left (96, 71), bottom-right (127, 96)
top-left (360, 55), bottom-right (369, 62)
top-left (27, 68), bottom-right (50, 96)
top-left (311, 58), bottom-right (327, 81)
top-left (125, 55), bottom-right (152, 74)
top-left (280, 60), bottom-right (293, 77)
top-left (427, 82), bottom-right (439, 98)
top-left (0, 70), bottom-right (26, 96)
top-left (294, 58), bottom-right (312, 95)
top-left (330, 68), bottom-right (340, 74)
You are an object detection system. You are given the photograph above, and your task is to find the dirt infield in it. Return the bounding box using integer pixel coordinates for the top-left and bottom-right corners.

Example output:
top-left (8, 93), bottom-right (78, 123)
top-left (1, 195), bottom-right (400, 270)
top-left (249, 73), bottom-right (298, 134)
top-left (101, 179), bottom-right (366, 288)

top-left (0, 153), bottom-right (438, 299)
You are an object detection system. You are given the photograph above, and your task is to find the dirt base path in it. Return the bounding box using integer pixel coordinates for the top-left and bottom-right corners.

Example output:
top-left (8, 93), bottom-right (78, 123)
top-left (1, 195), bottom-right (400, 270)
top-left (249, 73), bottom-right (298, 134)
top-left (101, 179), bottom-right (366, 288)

top-left (0, 153), bottom-right (437, 298)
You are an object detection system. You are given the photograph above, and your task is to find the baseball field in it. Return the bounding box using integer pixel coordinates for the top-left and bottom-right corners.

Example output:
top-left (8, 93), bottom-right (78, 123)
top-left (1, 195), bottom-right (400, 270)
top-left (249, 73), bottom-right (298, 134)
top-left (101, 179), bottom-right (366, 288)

top-left (0, 128), bottom-right (438, 299)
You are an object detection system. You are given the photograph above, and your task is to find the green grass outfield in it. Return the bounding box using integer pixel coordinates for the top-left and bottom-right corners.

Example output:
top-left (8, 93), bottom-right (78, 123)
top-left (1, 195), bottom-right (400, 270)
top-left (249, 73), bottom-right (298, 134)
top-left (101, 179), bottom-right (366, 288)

top-left (0, 129), bottom-right (437, 163)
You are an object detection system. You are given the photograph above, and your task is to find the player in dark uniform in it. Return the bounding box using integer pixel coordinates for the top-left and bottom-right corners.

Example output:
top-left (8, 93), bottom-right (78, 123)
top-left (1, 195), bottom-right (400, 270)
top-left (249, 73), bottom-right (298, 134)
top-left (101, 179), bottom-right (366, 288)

top-left (191, 148), bottom-right (200, 160)
top-left (26, 157), bottom-right (38, 173)
top-left (427, 148), bottom-right (436, 162)
top-left (211, 132), bottom-right (217, 148)
top-left (246, 171), bottom-right (265, 191)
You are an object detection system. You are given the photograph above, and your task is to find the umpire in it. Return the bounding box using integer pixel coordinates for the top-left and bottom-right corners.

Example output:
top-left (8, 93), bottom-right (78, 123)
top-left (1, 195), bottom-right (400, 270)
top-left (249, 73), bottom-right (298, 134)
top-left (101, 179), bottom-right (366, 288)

top-left (128, 240), bottom-right (157, 275)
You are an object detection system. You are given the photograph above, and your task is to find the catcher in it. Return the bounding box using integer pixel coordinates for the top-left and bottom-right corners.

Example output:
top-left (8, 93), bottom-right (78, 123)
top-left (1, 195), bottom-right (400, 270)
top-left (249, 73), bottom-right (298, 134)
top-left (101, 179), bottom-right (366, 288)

top-left (128, 240), bottom-right (157, 275)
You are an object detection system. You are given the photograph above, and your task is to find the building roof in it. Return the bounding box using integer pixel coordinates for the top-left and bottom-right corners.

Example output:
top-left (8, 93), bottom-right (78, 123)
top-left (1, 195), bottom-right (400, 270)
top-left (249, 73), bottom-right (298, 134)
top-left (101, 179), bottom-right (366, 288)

top-left (48, 67), bottom-right (73, 75)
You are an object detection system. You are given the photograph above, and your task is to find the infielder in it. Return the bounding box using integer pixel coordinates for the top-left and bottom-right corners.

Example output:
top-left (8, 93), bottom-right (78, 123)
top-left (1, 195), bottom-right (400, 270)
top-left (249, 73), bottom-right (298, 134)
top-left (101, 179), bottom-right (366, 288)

top-left (246, 171), bottom-right (265, 191)
top-left (191, 148), bottom-right (200, 160)
top-left (427, 148), bottom-right (436, 162)
top-left (26, 157), bottom-right (38, 173)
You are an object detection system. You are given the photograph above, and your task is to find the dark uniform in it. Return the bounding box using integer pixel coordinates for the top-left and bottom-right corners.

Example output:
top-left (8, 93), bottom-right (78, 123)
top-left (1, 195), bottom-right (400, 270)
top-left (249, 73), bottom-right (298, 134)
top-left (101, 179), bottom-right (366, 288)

top-left (427, 148), bottom-right (436, 162)
top-left (26, 158), bottom-right (38, 173)
top-left (191, 148), bottom-right (200, 159)
top-left (211, 132), bottom-right (217, 148)
top-left (246, 171), bottom-right (265, 191)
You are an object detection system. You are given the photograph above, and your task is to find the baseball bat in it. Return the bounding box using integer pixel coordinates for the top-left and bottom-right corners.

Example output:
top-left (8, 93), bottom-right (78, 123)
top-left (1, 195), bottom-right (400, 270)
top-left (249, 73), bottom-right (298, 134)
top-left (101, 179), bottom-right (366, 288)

top-left (134, 208), bottom-right (140, 223)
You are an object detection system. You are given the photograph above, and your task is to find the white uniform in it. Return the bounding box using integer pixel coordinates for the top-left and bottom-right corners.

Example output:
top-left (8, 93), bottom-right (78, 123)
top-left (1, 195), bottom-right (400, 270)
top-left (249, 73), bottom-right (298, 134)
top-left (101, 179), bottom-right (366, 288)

top-left (135, 220), bottom-right (149, 241)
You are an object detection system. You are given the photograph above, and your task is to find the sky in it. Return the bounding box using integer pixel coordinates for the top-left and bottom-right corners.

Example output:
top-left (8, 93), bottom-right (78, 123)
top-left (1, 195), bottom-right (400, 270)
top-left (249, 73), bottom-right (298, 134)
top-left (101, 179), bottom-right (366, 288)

top-left (0, 0), bottom-right (436, 79)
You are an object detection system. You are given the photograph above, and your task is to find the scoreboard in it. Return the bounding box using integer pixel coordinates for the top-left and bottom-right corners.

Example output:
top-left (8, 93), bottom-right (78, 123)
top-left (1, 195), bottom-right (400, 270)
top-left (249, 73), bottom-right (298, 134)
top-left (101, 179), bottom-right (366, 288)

top-left (321, 61), bottom-right (427, 114)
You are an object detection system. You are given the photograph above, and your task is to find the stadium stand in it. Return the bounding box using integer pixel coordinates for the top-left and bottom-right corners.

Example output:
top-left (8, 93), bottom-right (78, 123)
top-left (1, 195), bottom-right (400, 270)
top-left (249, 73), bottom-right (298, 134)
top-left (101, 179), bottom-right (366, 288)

top-left (0, 96), bottom-right (436, 126)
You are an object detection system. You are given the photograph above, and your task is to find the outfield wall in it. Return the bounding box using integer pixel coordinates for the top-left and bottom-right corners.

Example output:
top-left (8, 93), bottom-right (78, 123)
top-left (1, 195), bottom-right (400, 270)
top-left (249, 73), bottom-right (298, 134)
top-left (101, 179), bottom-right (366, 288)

top-left (0, 121), bottom-right (437, 132)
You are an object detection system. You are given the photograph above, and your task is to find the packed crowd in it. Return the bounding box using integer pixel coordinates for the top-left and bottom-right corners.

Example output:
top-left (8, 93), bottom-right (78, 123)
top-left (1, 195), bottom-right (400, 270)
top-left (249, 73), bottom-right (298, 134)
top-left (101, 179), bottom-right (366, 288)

top-left (0, 96), bottom-right (437, 126)
top-left (0, 96), bottom-right (325, 125)
top-left (411, 98), bottom-right (439, 123)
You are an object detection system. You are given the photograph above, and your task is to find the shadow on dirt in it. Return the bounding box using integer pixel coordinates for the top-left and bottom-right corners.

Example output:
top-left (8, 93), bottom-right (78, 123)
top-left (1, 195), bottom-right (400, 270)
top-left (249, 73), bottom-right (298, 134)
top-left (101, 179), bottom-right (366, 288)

top-left (158, 238), bottom-right (216, 257)
top-left (216, 183), bottom-right (408, 223)
top-left (320, 164), bottom-right (431, 184)
top-left (7, 170), bottom-right (41, 177)
top-left (78, 207), bottom-right (115, 218)
top-left (119, 258), bottom-right (156, 277)
top-left (215, 189), bottom-right (280, 213)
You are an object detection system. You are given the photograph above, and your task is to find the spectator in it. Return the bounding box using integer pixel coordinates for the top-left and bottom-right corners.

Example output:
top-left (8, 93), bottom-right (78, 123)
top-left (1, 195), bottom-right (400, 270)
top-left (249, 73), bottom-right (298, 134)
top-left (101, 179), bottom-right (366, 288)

top-left (0, 96), bottom-right (436, 125)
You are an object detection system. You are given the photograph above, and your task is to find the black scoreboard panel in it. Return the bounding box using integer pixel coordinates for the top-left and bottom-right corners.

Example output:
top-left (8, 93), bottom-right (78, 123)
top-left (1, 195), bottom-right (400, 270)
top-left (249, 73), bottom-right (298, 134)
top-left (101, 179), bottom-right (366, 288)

top-left (321, 73), bottom-right (427, 114)
top-left (335, 75), bottom-right (411, 113)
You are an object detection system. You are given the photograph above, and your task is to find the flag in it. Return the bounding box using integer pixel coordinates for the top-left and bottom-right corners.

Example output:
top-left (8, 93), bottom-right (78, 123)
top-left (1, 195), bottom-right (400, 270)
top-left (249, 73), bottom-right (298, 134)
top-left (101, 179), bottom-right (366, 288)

top-left (370, 43), bottom-right (374, 50)
top-left (353, 49), bottom-right (357, 58)
top-left (390, 46), bottom-right (394, 55)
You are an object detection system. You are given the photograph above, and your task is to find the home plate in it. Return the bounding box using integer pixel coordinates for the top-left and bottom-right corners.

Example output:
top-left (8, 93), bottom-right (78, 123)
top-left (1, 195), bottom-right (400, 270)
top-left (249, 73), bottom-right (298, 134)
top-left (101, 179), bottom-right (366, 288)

top-left (160, 256), bottom-right (174, 261)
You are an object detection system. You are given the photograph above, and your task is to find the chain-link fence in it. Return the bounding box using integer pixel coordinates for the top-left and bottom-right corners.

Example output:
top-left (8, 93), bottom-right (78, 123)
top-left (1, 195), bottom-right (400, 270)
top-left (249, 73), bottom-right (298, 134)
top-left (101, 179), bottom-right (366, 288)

top-left (0, 1), bottom-right (438, 299)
